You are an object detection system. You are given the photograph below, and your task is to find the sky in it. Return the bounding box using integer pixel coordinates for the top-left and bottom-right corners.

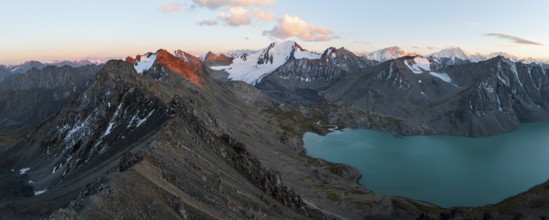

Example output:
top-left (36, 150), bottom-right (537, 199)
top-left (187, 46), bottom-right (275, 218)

top-left (0, 0), bottom-right (548, 65)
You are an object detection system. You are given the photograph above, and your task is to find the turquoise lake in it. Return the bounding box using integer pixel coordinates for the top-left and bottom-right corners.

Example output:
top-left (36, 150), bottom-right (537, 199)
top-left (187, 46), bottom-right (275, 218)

top-left (303, 121), bottom-right (549, 208)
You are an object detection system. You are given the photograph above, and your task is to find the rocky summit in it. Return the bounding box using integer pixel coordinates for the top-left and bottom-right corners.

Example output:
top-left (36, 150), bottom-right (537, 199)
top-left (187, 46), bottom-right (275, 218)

top-left (0, 42), bottom-right (549, 220)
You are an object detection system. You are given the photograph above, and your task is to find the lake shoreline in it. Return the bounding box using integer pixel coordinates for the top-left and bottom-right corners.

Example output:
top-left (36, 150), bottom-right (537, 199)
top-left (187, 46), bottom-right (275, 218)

top-left (303, 121), bottom-right (549, 208)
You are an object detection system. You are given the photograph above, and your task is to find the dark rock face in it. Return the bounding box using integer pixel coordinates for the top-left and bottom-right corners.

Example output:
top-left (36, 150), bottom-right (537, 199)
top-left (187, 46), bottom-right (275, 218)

top-left (430, 57), bottom-right (471, 66)
top-left (118, 152), bottom-right (144, 172)
top-left (325, 163), bottom-right (362, 183)
top-left (0, 66), bottom-right (10, 81)
top-left (257, 42), bottom-right (276, 65)
top-left (256, 47), bottom-right (372, 104)
top-left (320, 47), bottom-right (370, 71)
top-left (0, 65), bottom-right (100, 130)
top-left (256, 59), bottom-right (344, 104)
top-left (267, 56), bottom-right (549, 136)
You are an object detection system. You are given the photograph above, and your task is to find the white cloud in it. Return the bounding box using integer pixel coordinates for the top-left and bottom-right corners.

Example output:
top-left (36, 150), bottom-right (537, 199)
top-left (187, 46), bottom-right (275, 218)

top-left (216, 7), bottom-right (273, 27)
top-left (192, 0), bottom-right (276, 9)
top-left (263, 14), bottom-right (336, 42)
top-left (196, 20), bottom-right (218, 26)
top-left (161, 3), bottom-right (181, 13)
top-left (218, 7), bottom-right (252, 27)
top-left (250, 9), bottom-right (273, 21)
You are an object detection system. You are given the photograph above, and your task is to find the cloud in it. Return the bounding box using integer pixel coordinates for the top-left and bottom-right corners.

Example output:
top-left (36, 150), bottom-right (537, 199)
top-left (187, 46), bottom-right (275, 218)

top-left (192, 0), bottom-right (275, 9)
top-left (217, 7), bottom-right (252, 26)
top-left (485, 33), bottom-right (542, 45)
top-left (427, 46), bottom-right (438, 50)
top-left (216, 7), bottom-right (273, 27)
top-left (250, 9), bottom-right (274, 21)
top-left (161, 3), bottom-right (181, 13)
top-left (196, 20), bottom-right (218, 26)
top-left (263, 15), bottom-right (336, 42)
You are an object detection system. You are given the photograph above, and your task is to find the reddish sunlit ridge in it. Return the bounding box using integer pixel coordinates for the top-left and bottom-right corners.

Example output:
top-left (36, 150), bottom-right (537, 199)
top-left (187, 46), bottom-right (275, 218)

top-left (126, 50), bottom-right (205, 88)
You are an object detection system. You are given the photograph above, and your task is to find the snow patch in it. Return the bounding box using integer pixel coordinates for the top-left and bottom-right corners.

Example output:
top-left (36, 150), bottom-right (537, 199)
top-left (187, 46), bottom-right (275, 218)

top-left (209, 66), bottom-right (229, 71)
top-left (136, 110), bottom-right (155, 127)
top-left (19, 168), bottom-right (30, 175)
top-left (127, 110), bottom-right (155, 128)
top-left (34, 189), bottom-right (47, 196)
top-left (404, 57), bottom-right (431, 74)
top-left (64, 122), bottom-right (86, 142)
top-left (509, 62), bottom-right (523, 87)
top-left (429, 72), bottom-right (452, 83)
top-left (294, 49), bottom-right (321, 60)
top-left (134, 53), bottom-right (157, 74)
top-left (103, 122), bottom-right (114, 137)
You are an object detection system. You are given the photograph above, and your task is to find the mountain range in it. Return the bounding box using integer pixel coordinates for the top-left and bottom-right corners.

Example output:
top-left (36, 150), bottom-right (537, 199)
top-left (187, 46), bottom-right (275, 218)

top-left (0, 41), bottom-right (548, 219)
top-left (0, 60), bottom-right (103, 81)
top-left (198, 41), bottom-right (549, 136)
top-left (365, 46), bottom-right (549, 67)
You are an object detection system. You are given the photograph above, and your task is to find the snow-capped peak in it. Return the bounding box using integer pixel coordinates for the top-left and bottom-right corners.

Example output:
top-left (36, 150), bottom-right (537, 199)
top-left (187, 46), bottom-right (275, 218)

top-left (366, 46), bottom-right (412, 62)
top-left (430, 47), bottom-right (470, 61)
top-left (210, 41), bottom-right (320, 85)
top-left (468, 53), bottom-right (486, 63)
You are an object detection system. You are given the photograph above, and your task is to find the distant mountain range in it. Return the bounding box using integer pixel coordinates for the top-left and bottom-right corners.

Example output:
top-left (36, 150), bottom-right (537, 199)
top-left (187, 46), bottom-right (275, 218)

top-left (365, 46), bottom-right (549, 66)
top-left (0, 60), bottom-right (103, 81)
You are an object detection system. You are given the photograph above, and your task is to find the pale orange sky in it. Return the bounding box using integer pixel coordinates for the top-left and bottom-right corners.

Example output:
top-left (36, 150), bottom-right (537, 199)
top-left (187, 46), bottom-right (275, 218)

top-left (1, 0), bottom-right (547, 65)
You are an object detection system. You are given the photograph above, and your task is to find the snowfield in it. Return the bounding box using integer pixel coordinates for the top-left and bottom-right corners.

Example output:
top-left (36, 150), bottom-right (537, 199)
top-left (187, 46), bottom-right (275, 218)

top-left (134, 53), bottom-right (157, 74)
top-left (404, 57), bottom-right (431, 74)
top-left (211, 41), bottom-right (320, 85)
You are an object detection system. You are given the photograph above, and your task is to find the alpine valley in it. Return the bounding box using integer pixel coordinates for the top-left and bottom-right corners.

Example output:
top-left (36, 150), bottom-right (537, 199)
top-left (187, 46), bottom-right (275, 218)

top-left (1, 41), bottom-right (549, 220)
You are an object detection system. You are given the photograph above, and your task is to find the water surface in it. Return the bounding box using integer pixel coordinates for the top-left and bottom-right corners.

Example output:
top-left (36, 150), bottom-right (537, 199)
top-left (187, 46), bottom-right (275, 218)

top-left (303, 121), bottom-right (549, 207)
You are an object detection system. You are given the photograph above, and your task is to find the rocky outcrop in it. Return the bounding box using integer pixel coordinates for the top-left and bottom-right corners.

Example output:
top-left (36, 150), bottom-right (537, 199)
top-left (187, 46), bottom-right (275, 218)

top-left (255, 47), bottom-right (372, 104)
top-left (256, 59), bottom-right (344, 104)
top-left (202, 52), bottom-right (232, 66)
